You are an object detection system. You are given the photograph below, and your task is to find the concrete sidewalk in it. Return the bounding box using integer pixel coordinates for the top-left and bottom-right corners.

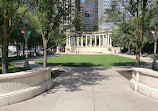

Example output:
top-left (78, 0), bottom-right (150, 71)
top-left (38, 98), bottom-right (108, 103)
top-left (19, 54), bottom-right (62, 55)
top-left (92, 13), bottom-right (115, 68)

top-left (10, 54), bottom-right (63, 69)
top-left (114, 54), bottom-right (155, 68)
top-left (1, 67), bottom-right (158, 111)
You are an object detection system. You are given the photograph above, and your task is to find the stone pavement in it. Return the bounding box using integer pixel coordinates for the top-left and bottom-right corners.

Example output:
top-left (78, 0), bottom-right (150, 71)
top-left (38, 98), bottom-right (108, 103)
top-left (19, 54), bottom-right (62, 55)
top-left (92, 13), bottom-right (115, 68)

top-left (114, 54), bottom-right (155, 68)
top-left (1, 67), bottom-right (158, 111)
top-left (10, 54), bottom-right (63, 69)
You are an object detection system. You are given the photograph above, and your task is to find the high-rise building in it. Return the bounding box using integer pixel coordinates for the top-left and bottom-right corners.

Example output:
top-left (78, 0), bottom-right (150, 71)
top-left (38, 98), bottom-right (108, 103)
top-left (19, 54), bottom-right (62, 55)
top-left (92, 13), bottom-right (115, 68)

top-left (80, 0), bottom-right (98, 31)
top-left (98, 0), bottom-right (124, 30)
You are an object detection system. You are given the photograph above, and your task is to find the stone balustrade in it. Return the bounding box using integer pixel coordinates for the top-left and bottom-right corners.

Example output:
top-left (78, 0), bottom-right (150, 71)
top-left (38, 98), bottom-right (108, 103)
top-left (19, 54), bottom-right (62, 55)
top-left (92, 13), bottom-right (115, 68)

top-left (0, 68), bottom-right (54, 107)
top-left (65, 31), bottom-right (121, 54)
top-left (66, 31), bottom-right (112, 48)
top-left (130, 68), bottom-right (158, 100)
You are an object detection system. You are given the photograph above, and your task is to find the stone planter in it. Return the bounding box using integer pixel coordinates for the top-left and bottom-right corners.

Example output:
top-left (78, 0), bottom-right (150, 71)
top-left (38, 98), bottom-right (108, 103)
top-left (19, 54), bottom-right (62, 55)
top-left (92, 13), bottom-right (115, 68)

top-left (0, 68), bottom-right (54, 107)
top-left (130, 68), bottom-right (158, 100)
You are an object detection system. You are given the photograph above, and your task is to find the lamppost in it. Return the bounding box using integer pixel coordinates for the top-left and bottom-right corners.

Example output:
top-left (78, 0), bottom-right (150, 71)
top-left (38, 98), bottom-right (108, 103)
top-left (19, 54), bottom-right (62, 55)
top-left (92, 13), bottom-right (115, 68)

top-left (152, 20), bottom-right (158, 70)
top-left (24, 19), bottom-right (29, 69)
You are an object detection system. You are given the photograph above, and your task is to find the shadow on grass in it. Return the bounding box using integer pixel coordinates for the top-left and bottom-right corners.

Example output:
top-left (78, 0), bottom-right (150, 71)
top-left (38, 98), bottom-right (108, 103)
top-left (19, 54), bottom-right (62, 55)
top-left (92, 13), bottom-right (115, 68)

top-left (111, 61), bottom-right (145, 67)
top-left (47, 63), bottom-right (103, 67)
top-left (111, 62), bottom-right (136, 66)
top-left (43, 61), bottom-right (145, 67)
top-left (45, 67), bottom-right (112, 94)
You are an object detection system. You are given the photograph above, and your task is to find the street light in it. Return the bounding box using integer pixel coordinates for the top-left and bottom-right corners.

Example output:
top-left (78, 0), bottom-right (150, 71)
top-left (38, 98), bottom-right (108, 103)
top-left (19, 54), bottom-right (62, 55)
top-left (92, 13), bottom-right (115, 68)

top-left (152, 20), bottom-right (158, 70)
top-left (23, 19), bottom-right (29, 69)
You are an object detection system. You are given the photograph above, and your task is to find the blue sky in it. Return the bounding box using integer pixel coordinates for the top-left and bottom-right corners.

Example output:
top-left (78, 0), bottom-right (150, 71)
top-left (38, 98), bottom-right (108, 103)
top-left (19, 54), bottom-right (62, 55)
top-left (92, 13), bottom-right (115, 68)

top-left (80, 0), bottom-right (85, 3)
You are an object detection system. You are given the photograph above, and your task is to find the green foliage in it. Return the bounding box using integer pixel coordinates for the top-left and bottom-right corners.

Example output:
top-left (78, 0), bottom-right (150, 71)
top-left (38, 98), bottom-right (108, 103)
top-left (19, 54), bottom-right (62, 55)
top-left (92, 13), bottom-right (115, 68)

top-left (73, 11), bottom-right (82, 31)
top-left (48, 28), bottom-right (66, 48)
top-left (112, 20), bottom-right (136, 49)
top-left (105, 0), bottom-right (157, 54)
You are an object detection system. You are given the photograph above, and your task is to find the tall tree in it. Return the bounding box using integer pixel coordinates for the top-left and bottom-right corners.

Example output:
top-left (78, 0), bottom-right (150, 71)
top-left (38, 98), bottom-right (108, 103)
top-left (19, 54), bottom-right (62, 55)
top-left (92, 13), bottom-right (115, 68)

top-left (0, 0), bottom-right (36, 73)
top-left (35, 0), bottom-right (74, 68)
top-left (105, 0), bottom-right (149, 67)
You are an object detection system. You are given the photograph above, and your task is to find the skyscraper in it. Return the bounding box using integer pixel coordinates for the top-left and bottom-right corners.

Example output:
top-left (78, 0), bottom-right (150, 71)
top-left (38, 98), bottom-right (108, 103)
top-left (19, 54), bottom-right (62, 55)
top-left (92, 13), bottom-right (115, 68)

top-left (98, 0), bottom-right (124, 30)
top-left (80, 0), bottom-right (98, 31)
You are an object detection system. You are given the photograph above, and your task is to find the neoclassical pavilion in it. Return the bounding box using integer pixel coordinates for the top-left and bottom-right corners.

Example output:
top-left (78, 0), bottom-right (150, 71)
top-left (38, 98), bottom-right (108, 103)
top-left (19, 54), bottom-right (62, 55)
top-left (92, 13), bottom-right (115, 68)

top-left (65, 31), bottom-right (121, 54)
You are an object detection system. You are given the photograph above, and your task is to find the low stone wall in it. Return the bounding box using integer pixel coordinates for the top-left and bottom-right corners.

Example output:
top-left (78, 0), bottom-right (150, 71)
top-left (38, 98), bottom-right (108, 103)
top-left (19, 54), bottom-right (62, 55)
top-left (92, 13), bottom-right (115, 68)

top-left (67, 46), bottom-right (121, 54)
top-left (0, 68), bottom-right (54, 107)
top-left (130, 68), bottom-right (158, 99)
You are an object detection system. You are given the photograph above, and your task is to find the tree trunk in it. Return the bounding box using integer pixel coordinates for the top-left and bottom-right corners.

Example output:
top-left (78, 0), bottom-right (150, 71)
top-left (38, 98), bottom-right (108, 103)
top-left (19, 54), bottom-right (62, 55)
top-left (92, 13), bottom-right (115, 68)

top-left (16, 44), bottom-right (19, 57)
top-left (2, 43), bottom-right (9, 74)
top-left (34, 45), bottom-right (36, 54)
top-left (2, 9), bottom-right (9, 74)
top-left (23, 44), bottom-right (25, 56)
top-left (128, 47), bottom-right (130, 54)
top-left (135, 18), bottom-right (140, 67)
top-left (136, 41), bottom-right (140, 67)
top-left (2, 35), bottom-right (9, 74)
top-left (43, 40), bottom-right (48, 68)
top-left (0, 25), bottom-right (2, 41)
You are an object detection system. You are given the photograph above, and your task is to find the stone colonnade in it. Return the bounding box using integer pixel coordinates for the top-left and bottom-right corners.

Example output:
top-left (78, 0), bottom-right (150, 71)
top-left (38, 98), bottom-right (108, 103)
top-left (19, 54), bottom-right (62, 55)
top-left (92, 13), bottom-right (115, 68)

top-left (66, 32), bottom-right (112, 47)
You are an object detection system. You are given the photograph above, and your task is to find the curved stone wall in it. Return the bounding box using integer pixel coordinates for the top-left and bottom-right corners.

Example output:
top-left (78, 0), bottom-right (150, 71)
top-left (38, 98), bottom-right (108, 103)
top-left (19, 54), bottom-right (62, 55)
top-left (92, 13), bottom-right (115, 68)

top-left (130, 68), bottom-right (158, 100)
top-left (0, 68), bottom-right (54, 107)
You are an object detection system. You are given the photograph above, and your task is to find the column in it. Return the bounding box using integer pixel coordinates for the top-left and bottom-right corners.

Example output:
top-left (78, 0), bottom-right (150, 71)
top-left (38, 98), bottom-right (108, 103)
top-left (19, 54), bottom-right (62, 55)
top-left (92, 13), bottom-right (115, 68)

top-left (108, 34), bottom-right (110, 45)
top-left (73, 37), bottom-right (76, 47)
top-left (104, 35), bottom-right (106, 46)
top-left (69, 34), bottom-right (71, 46)
top-left (77, 37), bottom-right (79, 47)
top-left (90, 36), bottom-right (92, 47)
top-left (105, 34), bottom-right (107, 45)
top-left (72, 36), bottom-right (74, 46)
top-left (103, 35), bottom-right (104, 47)
top-left (81, 36), bottom-right (83, 47)
top-left (110, 35), bottom-right (112, 46)
top-left (86, 35), bottom-right (88, 47)
top-left (66, 34), bottom-right (69, 46)
top-left (99, 35), bottom-right (101, 47)
top-left (95, 35), bottom-right (97, 47)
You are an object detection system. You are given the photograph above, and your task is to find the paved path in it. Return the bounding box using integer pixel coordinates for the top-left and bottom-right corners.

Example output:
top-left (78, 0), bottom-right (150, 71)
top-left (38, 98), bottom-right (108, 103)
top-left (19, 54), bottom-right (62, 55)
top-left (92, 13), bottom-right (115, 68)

top-left (114, 54), bottom-right (155, 68)
top-left (10, 54), bottom-right (63, 69)
top-left (1, 67), bottom-right (158, 111)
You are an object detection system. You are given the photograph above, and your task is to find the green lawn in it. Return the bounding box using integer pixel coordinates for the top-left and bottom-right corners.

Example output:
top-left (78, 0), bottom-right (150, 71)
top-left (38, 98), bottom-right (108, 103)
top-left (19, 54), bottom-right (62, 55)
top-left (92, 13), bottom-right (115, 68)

top-left (37, 54), bottom-right (145, 67)
top-left (0, 56), bottom-right (25, 73)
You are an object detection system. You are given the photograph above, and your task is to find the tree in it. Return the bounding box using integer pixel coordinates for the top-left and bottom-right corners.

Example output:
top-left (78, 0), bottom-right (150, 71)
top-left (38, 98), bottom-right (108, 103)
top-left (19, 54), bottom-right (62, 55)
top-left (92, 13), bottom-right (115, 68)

top-left (9, 7), bottom-right (42, 57)
top-left (35, 0), bottom-right (74, 68)
top-left (105, 0), bottom-right (149, 67)
top-left (0, 0), bottom-right (36, 73)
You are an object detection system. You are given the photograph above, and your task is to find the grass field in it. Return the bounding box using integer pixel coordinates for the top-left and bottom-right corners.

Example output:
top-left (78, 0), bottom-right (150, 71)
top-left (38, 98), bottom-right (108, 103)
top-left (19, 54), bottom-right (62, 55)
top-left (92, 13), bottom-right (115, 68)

top-left (37, 54), bottom-right (144, 67)
top-left (0, 56), bottom-right (24, 73)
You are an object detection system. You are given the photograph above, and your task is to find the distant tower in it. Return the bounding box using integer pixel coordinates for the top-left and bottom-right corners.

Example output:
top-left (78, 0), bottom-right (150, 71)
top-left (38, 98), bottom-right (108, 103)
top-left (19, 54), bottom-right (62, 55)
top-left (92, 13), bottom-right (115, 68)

top-left (80, 0), bottom-right (98, 31)
top-left (98, 0), bottom-right (124, 30)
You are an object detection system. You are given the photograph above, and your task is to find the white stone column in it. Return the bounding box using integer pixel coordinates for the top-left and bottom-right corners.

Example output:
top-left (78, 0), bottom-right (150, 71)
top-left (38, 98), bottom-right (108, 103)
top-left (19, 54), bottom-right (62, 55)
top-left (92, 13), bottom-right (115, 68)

top-left (95, 35), bottom-right (97, 47)
top-left (77, 37), bottom-right (79, 47)
top-left (99, 35), bottom-right (101, 47)
top-left (105, 34), bottom-right (107, 45)
top-left (69, 34), bottom-right (71, 46)
top-left (110, 34), bottom-right (112, 46)
top-left (73, 37), bottom-right (76, 47)
top-left (102, 35), bottom-right (105, 47)
top-left (66, 34), bottom-right (69, 46)
top-left (81, 36), bottom-right (83, 47)
top-left (108, 34), bottom-right (110, 45)
top-left (104, 35), bottom-right (106, 46)
top-left (86, 35), bottom-right (88, 47)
